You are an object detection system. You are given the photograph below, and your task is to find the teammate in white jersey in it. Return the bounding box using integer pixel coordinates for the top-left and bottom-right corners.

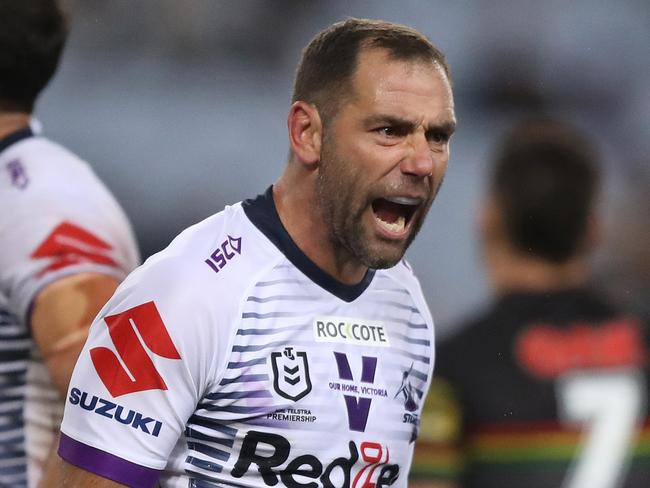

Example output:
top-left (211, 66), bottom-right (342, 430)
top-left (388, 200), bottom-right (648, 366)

top-left (0, 2), bottom-right (140, 486)
top-left (48, 18), bottom-right (456, 487)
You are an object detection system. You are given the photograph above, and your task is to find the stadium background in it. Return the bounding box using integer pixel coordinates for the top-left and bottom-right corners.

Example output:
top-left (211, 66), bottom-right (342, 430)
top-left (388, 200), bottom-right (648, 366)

top-left (38, 0), bottom-right (649, 337)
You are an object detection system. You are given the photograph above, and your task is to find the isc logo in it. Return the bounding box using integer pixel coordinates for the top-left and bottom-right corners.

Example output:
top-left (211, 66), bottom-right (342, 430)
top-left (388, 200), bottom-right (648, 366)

top-left (205, 235), bottom-right (242, 274)
top-left (90, 301), bottom-right (181, 397)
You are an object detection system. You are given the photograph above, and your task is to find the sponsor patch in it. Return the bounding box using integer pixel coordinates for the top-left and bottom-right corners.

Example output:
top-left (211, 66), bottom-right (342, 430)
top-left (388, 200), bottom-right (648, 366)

top-left (516, 318), bottom-right (644, 379)
top-left (231, 430), bottom-right (399, 487)
top-left (266, 407), bottom-right (317, 424)
top-left (90, 301), bottom-right (181, 397)
top-left (314, 316), bottom-right (390, 347)
top-left (68, 387), bottom-right (163, 437)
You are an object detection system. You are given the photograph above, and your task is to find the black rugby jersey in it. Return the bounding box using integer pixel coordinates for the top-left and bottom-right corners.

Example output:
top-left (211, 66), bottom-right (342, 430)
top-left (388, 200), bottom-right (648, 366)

top-left (412, 288), bottom-right (650, 488)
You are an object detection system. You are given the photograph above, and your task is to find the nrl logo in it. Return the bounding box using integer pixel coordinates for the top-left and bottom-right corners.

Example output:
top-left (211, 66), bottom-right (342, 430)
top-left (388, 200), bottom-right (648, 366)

top-left (271, 347), bottom-right (312, 402)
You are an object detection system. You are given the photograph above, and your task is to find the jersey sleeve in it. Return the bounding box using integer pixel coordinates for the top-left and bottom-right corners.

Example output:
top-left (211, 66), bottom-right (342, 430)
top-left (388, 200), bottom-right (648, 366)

top-left (58, 253), bottom-right (223, 488)
top-left (0, 141), bottom-right (140, 325)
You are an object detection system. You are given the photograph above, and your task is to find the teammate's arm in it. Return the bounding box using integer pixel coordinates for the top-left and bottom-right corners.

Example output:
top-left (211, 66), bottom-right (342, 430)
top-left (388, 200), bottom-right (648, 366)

top-left (33, 272), bottom-right (119, 488)
top-left (31, 272), bottom-right (120, 395)
top-left (42, 458), bottom-right (127, 487)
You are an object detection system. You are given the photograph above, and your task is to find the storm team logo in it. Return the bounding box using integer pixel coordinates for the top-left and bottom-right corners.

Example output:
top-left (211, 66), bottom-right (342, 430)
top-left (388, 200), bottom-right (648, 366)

top-left (395, 363), bottom-right (419, 412)
top-left (271, 347), bottom-right (312, 401)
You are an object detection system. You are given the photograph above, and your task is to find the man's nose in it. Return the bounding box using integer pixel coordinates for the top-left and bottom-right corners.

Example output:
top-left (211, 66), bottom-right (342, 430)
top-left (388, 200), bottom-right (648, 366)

top-left (400, 132), bottom-right (434, 178)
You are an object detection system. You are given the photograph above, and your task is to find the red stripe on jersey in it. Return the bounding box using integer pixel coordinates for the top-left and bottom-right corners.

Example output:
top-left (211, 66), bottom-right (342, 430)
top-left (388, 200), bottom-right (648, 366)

top-left (31, 221), bottom-right (117, 276)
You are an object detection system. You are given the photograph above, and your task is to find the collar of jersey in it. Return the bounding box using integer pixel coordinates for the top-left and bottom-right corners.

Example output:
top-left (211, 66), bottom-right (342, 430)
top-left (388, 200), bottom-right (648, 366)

top-left (242, 186), bottom-right (376, 303)
top-left (0, 126), bottom-right (34, 154)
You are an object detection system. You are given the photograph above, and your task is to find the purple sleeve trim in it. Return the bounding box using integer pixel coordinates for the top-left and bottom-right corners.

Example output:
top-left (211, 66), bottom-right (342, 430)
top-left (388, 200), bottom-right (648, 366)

top-left (58, 433), bottom-right (161, 488)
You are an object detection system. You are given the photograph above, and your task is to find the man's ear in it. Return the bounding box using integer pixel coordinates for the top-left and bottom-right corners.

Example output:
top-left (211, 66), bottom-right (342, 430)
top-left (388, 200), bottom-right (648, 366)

top-left (287, 101), bottom-right (322, 166)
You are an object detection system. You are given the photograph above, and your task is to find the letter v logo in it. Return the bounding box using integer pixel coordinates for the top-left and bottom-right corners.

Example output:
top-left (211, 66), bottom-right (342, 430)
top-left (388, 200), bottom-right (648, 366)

top-left (90, 301), bottom-right (181, 397)
top-left (333, 352), bottom-right (377, 432)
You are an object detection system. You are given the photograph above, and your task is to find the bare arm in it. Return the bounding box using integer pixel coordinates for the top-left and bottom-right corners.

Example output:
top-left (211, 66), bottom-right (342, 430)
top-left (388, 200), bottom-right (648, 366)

top-left (32, 273), bottom-right (120, 487)
top-left (31, 272), bottom-right (120, 395)
top-left (42, 457), bottom-right (127, 487)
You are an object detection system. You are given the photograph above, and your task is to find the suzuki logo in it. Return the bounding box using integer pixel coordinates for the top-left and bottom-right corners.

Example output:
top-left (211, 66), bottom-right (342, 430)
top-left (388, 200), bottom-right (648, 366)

top-left (334, 352), bottom-right (377, 432)
top-left (90, 301), bottom-right (181, 397)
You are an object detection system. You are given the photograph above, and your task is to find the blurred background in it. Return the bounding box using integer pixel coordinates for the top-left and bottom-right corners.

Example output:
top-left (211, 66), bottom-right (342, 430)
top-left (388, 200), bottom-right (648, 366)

top-left (38, 0), bottom-right (649, 337)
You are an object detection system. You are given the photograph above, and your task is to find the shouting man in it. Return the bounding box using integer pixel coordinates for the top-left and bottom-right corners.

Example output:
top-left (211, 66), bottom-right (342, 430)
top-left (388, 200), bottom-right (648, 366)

top-left (47, 18), bottom-right (455, 487)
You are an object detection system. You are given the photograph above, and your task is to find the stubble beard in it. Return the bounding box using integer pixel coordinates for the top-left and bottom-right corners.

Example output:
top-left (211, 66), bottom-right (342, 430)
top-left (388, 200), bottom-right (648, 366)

top-left (316, 139), bottom-right (430, 271)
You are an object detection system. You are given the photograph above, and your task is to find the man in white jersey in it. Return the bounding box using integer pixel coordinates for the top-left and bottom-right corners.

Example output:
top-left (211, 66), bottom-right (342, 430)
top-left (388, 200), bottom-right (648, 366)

top-left (48, 18), bottom-right (456, 487)
top-left (0, 1), bottom-right (140, 486)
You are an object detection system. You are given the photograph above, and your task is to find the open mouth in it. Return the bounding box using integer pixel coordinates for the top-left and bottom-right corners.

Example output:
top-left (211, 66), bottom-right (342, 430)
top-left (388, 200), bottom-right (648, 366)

top-left (371, 197), bottom-right (420, 236)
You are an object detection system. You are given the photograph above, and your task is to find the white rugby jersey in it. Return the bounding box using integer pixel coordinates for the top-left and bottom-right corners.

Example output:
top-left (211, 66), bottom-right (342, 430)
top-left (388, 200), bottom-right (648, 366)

top-left (59, 187), bottom-right (436, 488)
top-left (0, 127), bottom-right (140, 487)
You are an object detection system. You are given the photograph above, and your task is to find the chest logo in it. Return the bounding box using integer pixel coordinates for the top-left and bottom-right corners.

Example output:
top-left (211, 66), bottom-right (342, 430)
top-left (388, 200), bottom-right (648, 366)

top-left (271, 347), bottom-right (312, 402)
top-left (333, 352), bottom-right (380, 432)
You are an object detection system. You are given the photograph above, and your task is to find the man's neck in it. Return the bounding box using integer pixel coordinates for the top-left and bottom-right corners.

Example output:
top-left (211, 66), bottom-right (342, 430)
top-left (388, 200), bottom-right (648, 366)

top-left (487, 246), bottom-right (589, 295)
top-left (0, 112), bottom-right (31, 140)
top-left (273, 171), bottom-right (368, 285)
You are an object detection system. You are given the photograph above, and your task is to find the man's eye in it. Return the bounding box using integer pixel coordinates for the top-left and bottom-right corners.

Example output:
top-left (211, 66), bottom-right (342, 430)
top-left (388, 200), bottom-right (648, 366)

top-left (427, 131), bottom-right (450, 144)
top-left (377, 126), bottom-right (405, 138)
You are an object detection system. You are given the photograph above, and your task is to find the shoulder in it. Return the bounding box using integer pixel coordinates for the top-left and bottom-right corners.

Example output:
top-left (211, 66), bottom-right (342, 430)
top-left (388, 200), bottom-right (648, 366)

top-left (1, 136), bottom-right (89, 179)
top-left (113, 202), bottom-right (282, 323)
top-left (433, 302), bottom-right (504, 382)
top-left (143, 202), bottom-right (280, 280)
top-left (0, 135), bottom-right (140, 320)
top-left (577, 288), bottom-right (623, 317)
top-left (0, 135), bottom-right (114, 206)
top-left (89, 203), bottom-right (284, 390)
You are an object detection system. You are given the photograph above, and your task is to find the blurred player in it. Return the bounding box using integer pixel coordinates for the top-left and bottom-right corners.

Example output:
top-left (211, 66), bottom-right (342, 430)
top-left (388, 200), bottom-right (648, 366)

top-left (411, 118), bottom-right (650, 488)
top-left (0, 1), bottom-right (139, 486)
top-left (43, 18), bottom-right (456, 487)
